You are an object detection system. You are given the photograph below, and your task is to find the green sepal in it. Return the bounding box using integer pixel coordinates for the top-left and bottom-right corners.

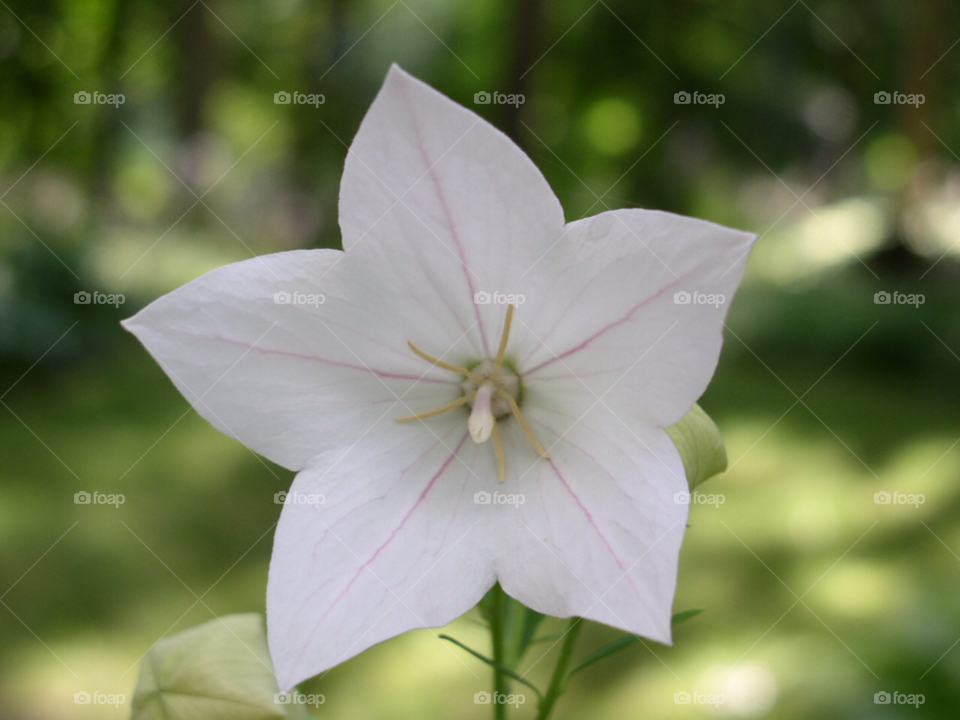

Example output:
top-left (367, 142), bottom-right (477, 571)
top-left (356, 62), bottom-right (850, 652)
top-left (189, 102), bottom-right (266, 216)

top-left (130, 613), bottom-right (311, 720)
top-left (665, 403), bottom-right (728, 489)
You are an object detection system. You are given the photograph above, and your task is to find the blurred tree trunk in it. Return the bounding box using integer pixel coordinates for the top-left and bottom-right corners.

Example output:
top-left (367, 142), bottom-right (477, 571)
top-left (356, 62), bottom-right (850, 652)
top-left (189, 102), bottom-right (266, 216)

top-left (899, 0), bottom-right (942, 156)
top-left (91, 0), bottom-right (125, 198)
top-left (502, 0), bottom-right (544, 141)
top-left (875, 0), bottom-right (946, 275)
top-left (176, 0), bottom-right (217, 137)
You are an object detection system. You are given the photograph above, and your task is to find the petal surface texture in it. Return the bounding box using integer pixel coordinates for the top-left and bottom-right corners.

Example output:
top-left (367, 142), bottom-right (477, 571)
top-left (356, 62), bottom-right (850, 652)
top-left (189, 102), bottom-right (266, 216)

top-left (515, 208), bottom-right (754, 428)
top-left (123, 248), bottom-right (462, 471)
top-left (268, 424), bottom-right (497, 691)
top-left (494, 404), bottom-right (689, 645)
top-left (339, 65), bottom-right (564, 356)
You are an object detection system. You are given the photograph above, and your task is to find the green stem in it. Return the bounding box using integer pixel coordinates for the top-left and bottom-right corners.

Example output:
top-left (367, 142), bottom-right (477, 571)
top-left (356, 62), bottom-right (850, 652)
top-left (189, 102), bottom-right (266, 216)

top-left (536, 617), bottom-right (583, 720)
top-left (489, 585), bottom-right (508, 720)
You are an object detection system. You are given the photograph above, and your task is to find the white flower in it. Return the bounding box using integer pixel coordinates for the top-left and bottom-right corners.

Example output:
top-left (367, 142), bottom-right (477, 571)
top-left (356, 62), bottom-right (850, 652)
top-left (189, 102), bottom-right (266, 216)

top-left (123, 66), bottom-right (755, 691)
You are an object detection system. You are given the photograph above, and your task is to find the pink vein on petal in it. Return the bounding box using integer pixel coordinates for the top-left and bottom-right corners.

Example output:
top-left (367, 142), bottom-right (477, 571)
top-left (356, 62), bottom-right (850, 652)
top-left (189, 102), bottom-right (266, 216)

top-left (290, 433), bottom-right (469, 666)
top-left (540, 423), bottom-right (672, 624)
top-left (546, 458), bottom-right (627, 574)
top-left (397, 80), bottom-right (490, 357)
top-left (524, 270), bottom-right (689, 376)
top-left (172, 327), bottom-right (455, 384)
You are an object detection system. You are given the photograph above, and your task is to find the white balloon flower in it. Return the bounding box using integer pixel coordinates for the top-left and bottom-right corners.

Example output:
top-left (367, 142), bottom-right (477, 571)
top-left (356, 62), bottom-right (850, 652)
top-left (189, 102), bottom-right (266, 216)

top-left (124, 65), bottom-right (755, 691)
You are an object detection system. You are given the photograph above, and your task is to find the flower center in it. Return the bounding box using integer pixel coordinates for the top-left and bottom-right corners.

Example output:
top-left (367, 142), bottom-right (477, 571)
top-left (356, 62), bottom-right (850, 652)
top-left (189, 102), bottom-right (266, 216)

top-left (395, 304), bottom-right (549, 482)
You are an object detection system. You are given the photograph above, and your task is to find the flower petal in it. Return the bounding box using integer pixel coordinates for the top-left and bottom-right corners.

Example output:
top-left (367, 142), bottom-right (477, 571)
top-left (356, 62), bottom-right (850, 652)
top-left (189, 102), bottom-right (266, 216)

top-left (339, 65), bottom-right (565, 355)
top-left (516, 209), bottom-right (755, 427)
top-left (267, 422), bottom-right (497, 690)
top-left (493, 402), bottom-right (688, 644)
top-left (122, 249), bottom-right (463, 471)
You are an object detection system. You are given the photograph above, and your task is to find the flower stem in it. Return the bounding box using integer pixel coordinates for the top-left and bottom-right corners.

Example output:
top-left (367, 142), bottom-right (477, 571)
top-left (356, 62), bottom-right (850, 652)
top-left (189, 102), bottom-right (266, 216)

top-left (489, 584), bottom-right (508, 720)
top-left (536, 617), bottom-right (583, 720)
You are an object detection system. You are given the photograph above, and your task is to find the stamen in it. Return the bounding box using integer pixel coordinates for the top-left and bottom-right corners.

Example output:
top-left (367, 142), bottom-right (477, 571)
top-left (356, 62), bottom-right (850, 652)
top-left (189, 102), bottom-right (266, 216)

top-left (468, 382), bottom-right (495, 443)
top-left (407, 341), bottom-right (481, 382)
top-left (499, 389), bottom-right (551, 458)
top-left (401, 305), bottom-right (548, 482)
top-left (492, 422), bottom-right (506, 482)
top-left (493, 303), bottom-right (514, 376)
top-left (395, 392), bottom-right (476, 423)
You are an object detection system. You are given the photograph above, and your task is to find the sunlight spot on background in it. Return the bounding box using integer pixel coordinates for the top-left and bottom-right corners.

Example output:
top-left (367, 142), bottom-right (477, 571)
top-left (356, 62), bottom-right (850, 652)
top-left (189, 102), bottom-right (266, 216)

top-left (905, 163), bottom-right (960, 259)
top-left (114, 154), bottom-right (174, 221)
top-left (208, 83), bottom-right (290, 161)
top-left (865, 134), bottom-right (917, 192)
top-left (750, 197), bottom-right (887, 285)
top-left (803, 85), bottom-right (858, 143)
top-left (786, 495), bottom-right (842, 549)
top-left (702, 662), bottom-right (779, 717)
top-left (3, 639), bottom-right (134, 719)
top-left (90, 230), bottom-right (248, 296)
top-left (808, 561), bottom-right (904, 618)
top-left (583, 98), bottom-right (642, 156)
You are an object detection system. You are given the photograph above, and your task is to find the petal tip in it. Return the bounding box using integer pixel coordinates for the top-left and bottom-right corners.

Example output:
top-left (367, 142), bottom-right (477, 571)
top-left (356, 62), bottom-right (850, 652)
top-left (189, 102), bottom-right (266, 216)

top-left (384, 63), bottom-right (417, 88)
top-left (119, 313), bottom-right (141, 335)
top-left (660, 625), bottom-right (675, 647)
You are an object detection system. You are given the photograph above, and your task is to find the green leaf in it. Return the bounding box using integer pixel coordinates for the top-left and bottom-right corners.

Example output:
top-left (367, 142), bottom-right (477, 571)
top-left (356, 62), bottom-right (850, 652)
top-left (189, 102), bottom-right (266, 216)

top-left (131, 613), bottom-right (311, 720)
top-left (566, 610), bottom-right (705, 677)
top-left (665, 403), bottom-right (728, 489)
top-left (439, 635), bottom-right (542, 697)
top-left (567, 634), bottom-right (637, 677)
top-left (671, 608), bottom-right (704, 625)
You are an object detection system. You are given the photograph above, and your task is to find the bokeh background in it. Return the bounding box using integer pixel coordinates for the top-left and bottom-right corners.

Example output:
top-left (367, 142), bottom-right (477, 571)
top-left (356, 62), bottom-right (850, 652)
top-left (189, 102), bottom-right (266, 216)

top-left (1, 0), bottom-right (959, 717)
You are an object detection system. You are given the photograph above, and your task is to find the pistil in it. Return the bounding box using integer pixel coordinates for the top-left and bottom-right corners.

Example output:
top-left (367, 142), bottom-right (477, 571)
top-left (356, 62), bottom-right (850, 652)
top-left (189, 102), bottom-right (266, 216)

top-left (468, 381), bottom-right (495, 443)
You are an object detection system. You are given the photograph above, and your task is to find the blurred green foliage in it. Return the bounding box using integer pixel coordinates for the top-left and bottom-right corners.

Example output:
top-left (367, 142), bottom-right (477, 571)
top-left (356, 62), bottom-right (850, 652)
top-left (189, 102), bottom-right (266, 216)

top-left (2, 0), bottom-right (960, 718)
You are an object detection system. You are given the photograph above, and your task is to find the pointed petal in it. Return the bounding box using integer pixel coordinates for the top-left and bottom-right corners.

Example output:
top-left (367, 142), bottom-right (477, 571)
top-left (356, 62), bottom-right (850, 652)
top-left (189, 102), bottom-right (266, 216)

top-left (267, 423), bottom-right (497, 689)
top-left (516, 209), bottom-right (755, 427)
top-left (122, 249), bottom-right (463, 471)
top-left (493, 404), bottom-right (689, 644)
top-left (339, 65), bottom-right (565, 355)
